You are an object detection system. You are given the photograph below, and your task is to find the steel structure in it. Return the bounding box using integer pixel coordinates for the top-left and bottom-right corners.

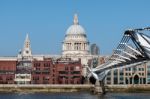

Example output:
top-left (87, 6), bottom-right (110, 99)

top-left (87, 27), bottom-right (150, 82)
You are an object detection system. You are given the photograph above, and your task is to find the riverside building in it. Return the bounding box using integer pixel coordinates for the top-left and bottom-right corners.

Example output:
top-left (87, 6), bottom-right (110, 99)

top-left (2, 14), bottom-right (149, 85)
top-left (105, 62), bottom-right (150, 85)
top-left (0, 33), bottom-right (82, 84)
top-left (0, 13), bottom-right (99, 84)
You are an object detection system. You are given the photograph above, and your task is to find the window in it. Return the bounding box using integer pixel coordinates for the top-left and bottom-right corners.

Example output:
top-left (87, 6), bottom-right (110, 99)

top-left (71, 80), bottom-right (74, 84)
top-left (65, 66), bottom-right (68, 70)
top-left (71, 71), bottom-right (80, 74)
top-left (148, 72), bottom-right (150, 76)
top-left (59, 71), bottom-right (68, 74)
top-left (107, 77), bottom-right (111, 80)
top-left (0, 76), bottom-right (2, 80)
top-left (139, 73), bottom-right (141, 75)
top-left (33, 76), bottom-right (39, 80)
top-left (6, 76), bottom-right (13, 80)
top-left (73, 76), bottom-right (80, 78)
top-left (129, 73), bottom-right (131, 76)
top-left (142, 73), bottom-right (144, 76)
top-left (43, 77), bottom-right (49, 80)
top-left (120, 77), bottom-right (123, 81)
top-left (114, 70), bottom-right (118, 75)
top-left (44, 63), bottom-right (50, 67)
top-left (120, 72), bottom-right (123, 76)
top-left (65, 80), bottom-right (68, 84)
top-left (70, 67), bottom-right (74, 70)
top-left (43, 68), bottom-right (50, 71)
top-left (42, 72), bottom-right (50, 74)
top-left (36, 68), bottom-right (40, 70)
top-left (114, 78), bottom-right (118, 84)
top-left (35, 71), bottom-right (41, 74)
top-left (34, 63), bottom-right (40, 67)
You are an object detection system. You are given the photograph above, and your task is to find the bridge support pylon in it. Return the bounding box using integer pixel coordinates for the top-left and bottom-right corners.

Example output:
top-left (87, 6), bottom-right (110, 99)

top-left (94, 80), bottom-right (105, 94)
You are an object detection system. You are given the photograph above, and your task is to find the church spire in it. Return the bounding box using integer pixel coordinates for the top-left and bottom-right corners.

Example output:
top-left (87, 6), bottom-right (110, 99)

top-left (73, 13), bottom-right (79, 25)
top-left (22, 33), bottom-right (32, 57)
top-left (24, 33), bottom-right (30, 49)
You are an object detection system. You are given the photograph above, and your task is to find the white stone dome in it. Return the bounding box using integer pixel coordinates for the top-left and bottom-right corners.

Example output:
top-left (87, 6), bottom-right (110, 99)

top-left (66, 24), bottom-right (86, 35)
top-left (66, 14), bottom-right (86, 35)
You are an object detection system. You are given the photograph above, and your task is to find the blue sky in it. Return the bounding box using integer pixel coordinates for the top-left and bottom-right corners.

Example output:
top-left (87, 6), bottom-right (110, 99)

top-left (0, 0), bottom-right (150, 56)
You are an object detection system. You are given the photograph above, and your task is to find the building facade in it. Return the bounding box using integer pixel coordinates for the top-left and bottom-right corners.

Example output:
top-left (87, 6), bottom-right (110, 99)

top-left (0, 33), bottom-right (83, 84)
top-left (55, 58), bottom-right (82, 84)
top-left (0, 60), bottom-right (16, 84)
top-left (15, 34), bottom-right (32, 84)
top-left (105, 62), bottom-right (149, 85)
top-left (31, 58), bottom-right (54, 84)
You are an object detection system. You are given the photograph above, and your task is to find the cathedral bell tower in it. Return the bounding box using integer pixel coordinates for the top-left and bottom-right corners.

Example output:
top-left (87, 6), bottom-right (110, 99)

top-left (22, 34), bottom-right (32, 57)
top-left (18, 34), bottom-right (32, 60)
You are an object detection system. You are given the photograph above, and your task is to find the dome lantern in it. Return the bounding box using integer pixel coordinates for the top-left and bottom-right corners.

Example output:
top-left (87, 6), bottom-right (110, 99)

top-left (73, 14), bottom-right (79, 25)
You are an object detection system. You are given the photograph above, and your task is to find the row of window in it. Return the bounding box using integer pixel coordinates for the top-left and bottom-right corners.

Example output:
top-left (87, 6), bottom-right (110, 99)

top-left (59, 79), bottom-right (80, 84)
top-left (59, 76), bottom-right (80, 79)
top-left (0, 76), bottom-right (13, 80)
top-left (34, 68), bottom-right (50, 71)
top-left (32, 71), bottom-right (50, 74)
top-left (59, 71), bottom-right (80, 74)
top-left (125, 73), bottom-right (144, 76)
top-left (64, 66), bottom-right (80, 71)
top-left (34, 63), bottom-right (51, 67)
top-left (32, 76), bottom-right (50, 80)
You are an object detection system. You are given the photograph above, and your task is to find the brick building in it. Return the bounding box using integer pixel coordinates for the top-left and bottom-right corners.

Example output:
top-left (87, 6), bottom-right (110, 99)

top-left (0, 57), bottom-right (83, 84)
top-left (55, 58), bottom-right (82, 84)
top-left (0, 34), bottom-right (83, 85)
top-left (0, 59), bottom-right (17, 84)
top-left (31, 58), bottom-right (54, 84)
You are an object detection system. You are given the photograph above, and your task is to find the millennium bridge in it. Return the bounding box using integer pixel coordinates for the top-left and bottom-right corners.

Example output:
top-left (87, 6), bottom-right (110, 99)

top-left (87, 27), bottom-right (150, 94)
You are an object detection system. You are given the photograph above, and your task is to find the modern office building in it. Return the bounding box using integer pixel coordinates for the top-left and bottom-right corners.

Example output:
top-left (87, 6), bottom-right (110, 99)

top-left (90, 44), bottom-right (100, 55)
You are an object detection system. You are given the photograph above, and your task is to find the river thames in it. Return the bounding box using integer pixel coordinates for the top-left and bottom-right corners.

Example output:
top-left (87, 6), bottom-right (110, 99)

top-left (0, 92), bottom-right (150, 99)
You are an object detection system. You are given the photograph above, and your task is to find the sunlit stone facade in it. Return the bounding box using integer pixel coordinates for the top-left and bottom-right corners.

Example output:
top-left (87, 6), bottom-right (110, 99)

top-left (105, 62), bottom-right (150, 85)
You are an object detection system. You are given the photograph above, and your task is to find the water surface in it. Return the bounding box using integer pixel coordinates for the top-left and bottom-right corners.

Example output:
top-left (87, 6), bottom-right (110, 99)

top-left (0, 92), bottom-right (150, 99)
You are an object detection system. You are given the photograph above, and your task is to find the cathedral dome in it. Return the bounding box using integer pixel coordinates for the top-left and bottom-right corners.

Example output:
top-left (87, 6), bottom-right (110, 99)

top-left (66, 25), bottom-right (85, 35)
top-left (66, 14), bottom-right (86, 35)
top-left (62, 14), bottom-right (89, 56)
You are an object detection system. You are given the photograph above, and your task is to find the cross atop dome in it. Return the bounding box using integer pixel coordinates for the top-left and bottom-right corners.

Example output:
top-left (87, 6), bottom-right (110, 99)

top-left (73, 13), bottom-right (79, 25)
